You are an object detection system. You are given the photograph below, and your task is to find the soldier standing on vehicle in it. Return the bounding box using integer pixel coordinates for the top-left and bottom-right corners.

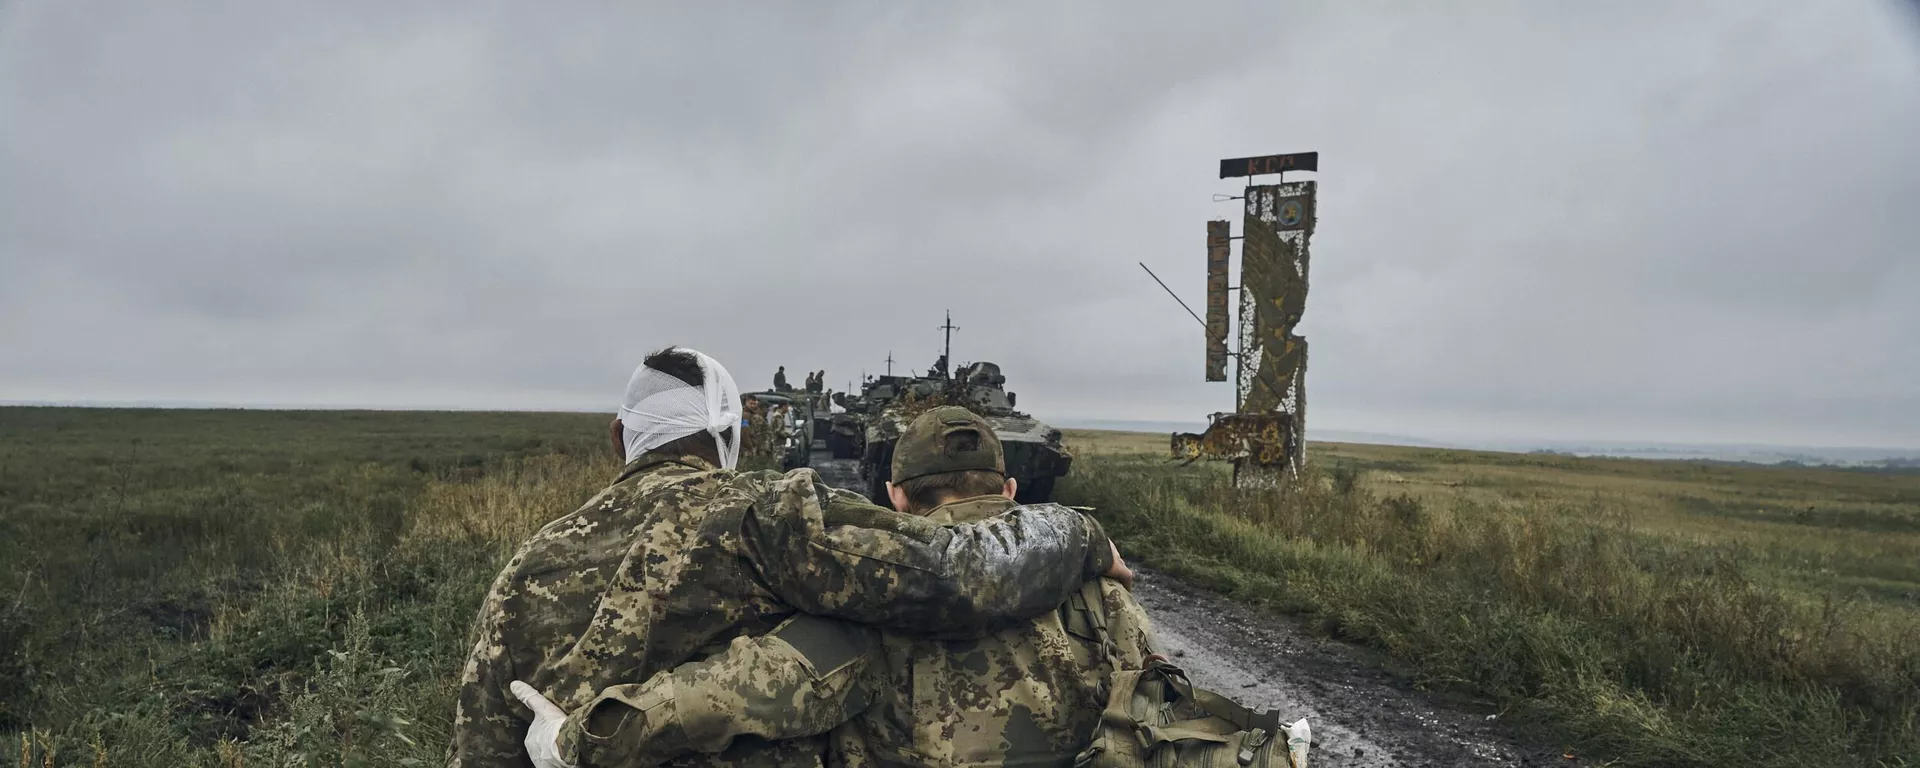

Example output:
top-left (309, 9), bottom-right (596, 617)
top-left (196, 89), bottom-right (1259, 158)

top-left (449, 350), bottom-right (1132, 768)
top-left (513, 405), bottom-right (1161, 768)
top-left (773, 365), bottom-right (790, 391)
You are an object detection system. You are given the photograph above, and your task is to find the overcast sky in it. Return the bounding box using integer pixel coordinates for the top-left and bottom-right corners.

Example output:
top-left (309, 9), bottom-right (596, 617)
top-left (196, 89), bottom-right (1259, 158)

top-left (3, 1), bottom-right (1917, 448)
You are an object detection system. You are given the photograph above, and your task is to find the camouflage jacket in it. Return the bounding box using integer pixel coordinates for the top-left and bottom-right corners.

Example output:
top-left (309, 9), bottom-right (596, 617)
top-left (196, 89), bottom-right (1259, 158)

top-left (449, 454), bottom-right (1115, 768)
top-left (560, 495), bottom-right (1160, 768)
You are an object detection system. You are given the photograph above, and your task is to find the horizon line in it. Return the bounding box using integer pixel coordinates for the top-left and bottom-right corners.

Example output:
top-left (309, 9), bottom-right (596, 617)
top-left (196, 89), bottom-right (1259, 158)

top-left (5, 399), bottom-right (1918, 455)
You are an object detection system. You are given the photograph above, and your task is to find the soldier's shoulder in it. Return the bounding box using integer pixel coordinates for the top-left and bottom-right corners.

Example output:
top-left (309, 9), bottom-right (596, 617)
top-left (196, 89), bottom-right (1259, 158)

top-left (662, 468), bottom-right (798, 540)
top-left (1097, 577), bottom-right (1142, 605)
top-left (721, 466), bottom-right (849, 505)
top-left (604, 465), bottom-right (742, 524)
top-left (990, 501), bottom-right (1082, 523)
top-left (512, 484), bottom-right (618, 550)
top-left (820, 485), bottom-right (873, 506)
top-left (1007, 501), bottom-right (1074, 513)
top-left (507, 469), bottom-right (721, 574)
top-left (725, 467), bottom-right (789, 489)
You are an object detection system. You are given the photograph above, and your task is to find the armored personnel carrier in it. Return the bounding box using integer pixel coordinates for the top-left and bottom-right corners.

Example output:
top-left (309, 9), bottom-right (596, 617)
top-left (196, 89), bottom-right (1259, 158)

top-left (854, 361), bottom-right (1071, 505)
top-left (827, 374), bottom-right (915, 459)
top-left (953, 361), bottom-right (1072, 503)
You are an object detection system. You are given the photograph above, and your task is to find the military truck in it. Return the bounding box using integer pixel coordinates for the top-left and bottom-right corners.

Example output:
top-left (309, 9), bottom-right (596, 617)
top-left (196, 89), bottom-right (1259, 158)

top-left (854, 361), bottom-right (1071, 505)
top-left (740, 391), bottom-right (813, 471)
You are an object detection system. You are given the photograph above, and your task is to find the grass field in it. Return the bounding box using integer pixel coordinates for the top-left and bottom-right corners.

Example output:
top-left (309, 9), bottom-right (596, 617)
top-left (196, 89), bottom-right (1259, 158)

top-left (1061, 429), bottom-right (1920, 767)
top-left (2, 408), bottom-right (1915, 766)
top-left (0, 407), bottom-right (613, 766)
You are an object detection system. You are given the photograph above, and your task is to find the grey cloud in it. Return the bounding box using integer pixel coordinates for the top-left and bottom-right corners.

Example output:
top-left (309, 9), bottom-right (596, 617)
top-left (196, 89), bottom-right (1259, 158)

top-left (3, 0), bottom-right (1917, 448)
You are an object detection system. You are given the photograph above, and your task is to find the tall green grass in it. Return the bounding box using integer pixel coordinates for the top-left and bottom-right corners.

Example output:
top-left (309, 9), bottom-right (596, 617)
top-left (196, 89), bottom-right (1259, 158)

top-left (1059, 449), bottom-right (1920, 767)
top-left (1, 408), bottom-right (611, 766)
top-left (7, 410), bottom-right (1916, 766)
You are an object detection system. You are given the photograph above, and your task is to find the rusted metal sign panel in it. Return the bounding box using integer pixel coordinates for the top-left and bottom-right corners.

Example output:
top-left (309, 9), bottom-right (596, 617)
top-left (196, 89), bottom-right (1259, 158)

top-left (1271, 191), bottom-right (1314, 233)
top-left (1171, 413), bottom-right (1295, 464)
top-left (1178, 152), bottom-right (1320, 491)
top-left (1231, 182), bottom-right (1316, 486)
top-left (1205, 220), bottom-right (1231, 382)
top-left (1218, 151), bottom-right (1318, 179)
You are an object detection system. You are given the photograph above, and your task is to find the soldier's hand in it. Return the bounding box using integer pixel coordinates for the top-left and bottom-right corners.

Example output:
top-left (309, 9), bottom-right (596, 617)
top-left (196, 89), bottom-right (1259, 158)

top-left (1105, 540), bottom-right (1134, 589)
top-left (510, 680), bottom-right (576, 768)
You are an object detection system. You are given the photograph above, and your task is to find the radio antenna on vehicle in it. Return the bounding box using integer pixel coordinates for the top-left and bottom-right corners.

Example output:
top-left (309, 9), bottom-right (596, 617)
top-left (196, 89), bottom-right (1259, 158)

top-left (938, 312), bottom-right (959, 380)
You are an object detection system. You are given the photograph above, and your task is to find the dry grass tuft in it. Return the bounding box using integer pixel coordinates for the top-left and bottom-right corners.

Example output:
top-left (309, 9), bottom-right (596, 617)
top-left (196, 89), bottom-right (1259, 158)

top-left (6, 410), bottom-right (1914, 767)
top-left (1058, 431), bottom-right (1920, 767)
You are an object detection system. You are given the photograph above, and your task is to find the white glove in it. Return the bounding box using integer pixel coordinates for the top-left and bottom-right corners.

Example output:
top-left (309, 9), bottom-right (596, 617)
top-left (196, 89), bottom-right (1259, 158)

top-left (510, 680), bottom-right (576, 768)
top-left (1285, 717), bottom-right (1311, 768)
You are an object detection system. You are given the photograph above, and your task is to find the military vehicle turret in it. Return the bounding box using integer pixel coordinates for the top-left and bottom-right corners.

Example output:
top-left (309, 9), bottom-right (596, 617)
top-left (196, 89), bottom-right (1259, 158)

top-left (854, 360), bottom-right (1071, 505)
top-left (953, 361), bottom-right (1072, 503)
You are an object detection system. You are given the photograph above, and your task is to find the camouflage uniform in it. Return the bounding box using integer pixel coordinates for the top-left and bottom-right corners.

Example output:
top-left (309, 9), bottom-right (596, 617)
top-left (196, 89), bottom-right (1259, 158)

top-left (553, 495), bottom-right (1159, 768)
top-left (558, 408), bottom-right (1160, 768)
top-left (836, 495), bottom-right (1159, 768)
top-left (449, 448), bottom-right (1116, 768)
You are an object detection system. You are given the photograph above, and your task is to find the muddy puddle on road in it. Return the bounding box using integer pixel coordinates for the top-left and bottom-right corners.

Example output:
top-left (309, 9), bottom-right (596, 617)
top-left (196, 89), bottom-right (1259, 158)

top-left (1133, 568), bottom-right (1586, 768)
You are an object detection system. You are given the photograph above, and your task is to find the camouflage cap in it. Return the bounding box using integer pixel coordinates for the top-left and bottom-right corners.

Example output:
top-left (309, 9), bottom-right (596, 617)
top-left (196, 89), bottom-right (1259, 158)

top-left (892, 406), bottom-right (1005, 483)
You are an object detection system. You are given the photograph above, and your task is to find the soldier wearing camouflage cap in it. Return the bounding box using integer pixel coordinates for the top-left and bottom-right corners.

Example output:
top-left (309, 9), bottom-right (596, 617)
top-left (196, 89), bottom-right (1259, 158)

top-left (450, 351), bottom-right (1132, 768)
top-left (526, 405), bottom-right (1162, 768)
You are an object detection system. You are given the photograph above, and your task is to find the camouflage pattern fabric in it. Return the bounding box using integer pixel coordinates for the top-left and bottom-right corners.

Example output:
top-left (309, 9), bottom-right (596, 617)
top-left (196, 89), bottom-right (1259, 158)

top-left (889, 406), bottom-right (1005, 483)
top-left (740, 398), bottom-right (788, 464)
top-left (449, 453), bottom-right (1115, 768)
top-left (556, 613), bottom-right (883, 766)
top-left (555, 495), bottom-right (1159, 768)
top-left (838, 496), bottom-right (1159, 768)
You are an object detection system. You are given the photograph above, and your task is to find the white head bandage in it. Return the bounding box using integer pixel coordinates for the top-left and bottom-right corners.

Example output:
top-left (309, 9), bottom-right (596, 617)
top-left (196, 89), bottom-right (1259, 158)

top-left (618, 348), bottom-right (742, 469)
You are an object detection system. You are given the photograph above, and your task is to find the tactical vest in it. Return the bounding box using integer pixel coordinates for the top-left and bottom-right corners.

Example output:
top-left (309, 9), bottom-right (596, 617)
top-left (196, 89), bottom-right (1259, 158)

top-left (1066, 582), bottom-right (1311, 768)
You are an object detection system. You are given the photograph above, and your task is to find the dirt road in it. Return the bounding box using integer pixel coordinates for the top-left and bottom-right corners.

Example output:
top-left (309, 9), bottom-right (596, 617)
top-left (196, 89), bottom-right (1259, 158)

top-left (1132, 569), bottom-right (1591, 767)
top-left (807, 449), bottom-right (1589, 767)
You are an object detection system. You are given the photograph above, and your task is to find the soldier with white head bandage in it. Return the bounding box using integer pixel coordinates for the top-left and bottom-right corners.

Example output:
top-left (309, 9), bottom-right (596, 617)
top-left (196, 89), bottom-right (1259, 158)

top-left (450, 345), bottom-right (1133, 768)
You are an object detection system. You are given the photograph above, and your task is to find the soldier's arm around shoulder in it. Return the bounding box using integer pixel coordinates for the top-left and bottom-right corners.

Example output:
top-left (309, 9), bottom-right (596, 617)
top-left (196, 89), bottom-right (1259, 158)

top-left (556, 615), bottom-right (881, 767)
top-left (739, 468), bottom-right (1118, 637)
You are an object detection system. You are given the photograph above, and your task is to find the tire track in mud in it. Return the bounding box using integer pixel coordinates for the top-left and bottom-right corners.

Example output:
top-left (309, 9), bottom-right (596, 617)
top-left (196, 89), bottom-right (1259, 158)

top-left (1131, 569), bottom-right (1586, 767)
top-left (806, 450), bottom-right (1590, 768)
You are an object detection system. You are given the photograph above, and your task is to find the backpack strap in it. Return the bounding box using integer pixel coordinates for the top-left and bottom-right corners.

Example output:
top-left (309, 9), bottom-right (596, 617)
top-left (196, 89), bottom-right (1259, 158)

top-left (1068, 578), bottom-right (1120, 667)
top-left (1139, 717), bottom-right (1241, 745)
top-left (1077, 667), bottom-right (1148, 768)
top-left (1152, 662), bottom-right (1286, 734)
